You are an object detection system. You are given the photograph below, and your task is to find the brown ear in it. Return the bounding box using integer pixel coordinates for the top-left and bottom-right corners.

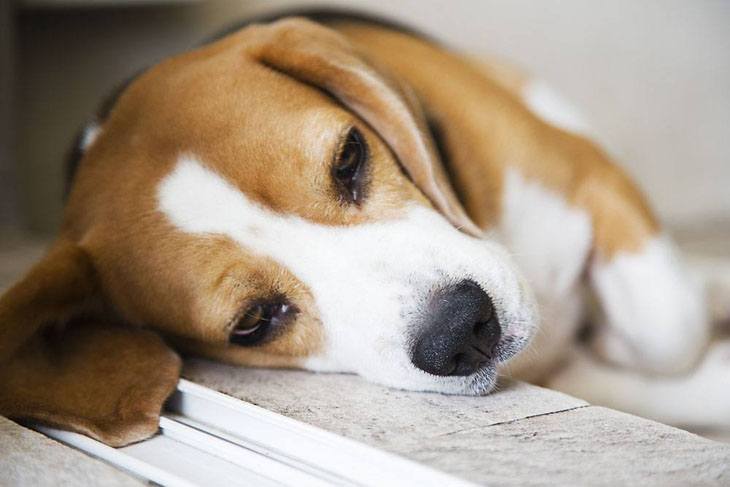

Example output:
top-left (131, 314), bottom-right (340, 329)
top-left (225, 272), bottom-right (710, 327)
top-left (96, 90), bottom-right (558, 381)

top-left (0, 240), bottom-right (181, 446)
top-left (249, 17), bottom-right (481, 236)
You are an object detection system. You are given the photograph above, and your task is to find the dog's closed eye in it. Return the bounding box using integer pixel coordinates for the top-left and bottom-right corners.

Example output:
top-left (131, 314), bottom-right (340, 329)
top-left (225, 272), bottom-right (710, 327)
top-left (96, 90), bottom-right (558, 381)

top-left (229, 299), bottom-right (298, 346)
top-left (332, 126), bottom-right (369, 206)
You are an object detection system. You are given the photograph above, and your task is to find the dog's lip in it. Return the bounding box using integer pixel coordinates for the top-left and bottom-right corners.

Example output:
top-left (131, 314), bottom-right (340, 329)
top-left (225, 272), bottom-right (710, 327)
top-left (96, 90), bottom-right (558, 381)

top-left (493, 331), bottom-right (532, 363)
top-left (405, 327), bottom-right (530, 385)
top-left (413, 363), bottom-right (498, 396)
top-left (409, 352), bottom-right (495, 377)
top-left (463, 362), bottom-right (499, 395)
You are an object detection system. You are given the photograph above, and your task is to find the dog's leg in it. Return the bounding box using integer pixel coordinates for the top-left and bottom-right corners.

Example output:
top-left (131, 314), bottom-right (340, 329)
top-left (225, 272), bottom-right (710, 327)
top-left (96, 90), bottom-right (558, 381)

top-left (548, 341), bottom-right (730, 429)
top-left (588, 236), bottom-right (711, 375)
top-left (498, 77), bottom-right (712, 376)
top-left (500, 168), bottom-right (711, 377)
top-left (497, 168), bottom-right (711, 380)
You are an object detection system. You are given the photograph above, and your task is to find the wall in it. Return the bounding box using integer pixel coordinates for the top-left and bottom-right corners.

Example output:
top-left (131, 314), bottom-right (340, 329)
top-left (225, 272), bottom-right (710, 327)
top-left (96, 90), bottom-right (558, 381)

top-left (15, 0), bottom-right (730, 234)
top-left (1, 0), bottom-right (19, 234)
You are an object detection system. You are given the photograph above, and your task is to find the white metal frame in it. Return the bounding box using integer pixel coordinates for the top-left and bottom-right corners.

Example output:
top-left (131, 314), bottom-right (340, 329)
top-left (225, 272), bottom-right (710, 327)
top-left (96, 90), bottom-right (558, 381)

top-left (34, 379), bottom-right (474, 487)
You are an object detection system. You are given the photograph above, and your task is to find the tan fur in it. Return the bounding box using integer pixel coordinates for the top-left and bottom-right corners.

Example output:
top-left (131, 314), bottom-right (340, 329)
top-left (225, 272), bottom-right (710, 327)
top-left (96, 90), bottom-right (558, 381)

top-left (0, 241), bottom-right (96, 362)
top-left (470, 55), bottom-right (530, 97)
top-left (331, 22), bottom-right (659, 258)
top-left (0, 241), bottom-right (181, 446)
top-left (62, 21), bottom-right (449, 365)
top-left (2, 17), bottom-right (479, 444)
top-left (0, 16), bottom-right (665, 446)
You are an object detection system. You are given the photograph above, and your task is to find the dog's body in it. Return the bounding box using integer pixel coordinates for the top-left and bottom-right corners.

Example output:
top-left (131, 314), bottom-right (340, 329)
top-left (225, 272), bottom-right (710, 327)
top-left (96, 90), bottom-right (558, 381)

top-left (1, 10), bottom-right (728, 446)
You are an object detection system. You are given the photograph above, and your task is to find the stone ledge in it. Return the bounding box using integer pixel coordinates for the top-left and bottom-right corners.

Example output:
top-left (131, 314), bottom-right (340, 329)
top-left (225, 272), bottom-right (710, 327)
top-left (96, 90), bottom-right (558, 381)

top-left (184, 360), bottom-right (730, 486)
top-left (407, 406), bottom-right (730, 486)
top-left (0, 416), bottom-right (141, 487)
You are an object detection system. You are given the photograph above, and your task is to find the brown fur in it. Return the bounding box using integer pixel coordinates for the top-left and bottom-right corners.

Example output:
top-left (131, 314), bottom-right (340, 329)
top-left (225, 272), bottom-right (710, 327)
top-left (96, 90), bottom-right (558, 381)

top-left (0, 241), bottom-right (181, 446)
top-left (332, 22), bottom-right (659, 258)
top-left (1, 16), bottom-right (661, 446)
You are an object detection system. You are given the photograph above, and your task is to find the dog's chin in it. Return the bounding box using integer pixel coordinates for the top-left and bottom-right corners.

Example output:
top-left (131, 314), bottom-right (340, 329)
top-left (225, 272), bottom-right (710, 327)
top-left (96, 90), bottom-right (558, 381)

top-left (418, 342), bottom-right (531, 396)
top-left (389, 331), bottom-right (533, 396)
top-left (456, 363), bottom-right (500, 396)
top-left (494, 332), bottom-right (533, 364)
top-left (303, 328), bottom-right (533, 396)
top-left (357, 338), bottom-right (528, 397)
top-left (397, 362), bottom-right (500, 396)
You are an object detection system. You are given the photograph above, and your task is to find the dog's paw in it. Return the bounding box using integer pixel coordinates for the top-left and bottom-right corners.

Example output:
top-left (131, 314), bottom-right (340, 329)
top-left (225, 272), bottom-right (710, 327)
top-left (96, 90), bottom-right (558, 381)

top-left (590, 236), bottom-right (710, 374)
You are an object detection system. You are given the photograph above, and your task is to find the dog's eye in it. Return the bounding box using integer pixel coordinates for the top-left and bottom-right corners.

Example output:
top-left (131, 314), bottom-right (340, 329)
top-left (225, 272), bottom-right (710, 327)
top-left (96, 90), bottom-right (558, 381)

top-left (332, 127), bottom-right (369, 205)
top-left (229, 301), bottom-right (297, 346)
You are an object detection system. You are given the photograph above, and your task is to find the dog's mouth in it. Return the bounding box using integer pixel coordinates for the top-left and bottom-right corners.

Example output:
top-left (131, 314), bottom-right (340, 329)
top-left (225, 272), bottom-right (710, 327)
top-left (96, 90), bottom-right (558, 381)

top-left (406, 357), bottom-right (499, 396)
top-left (493, 323), bottom-right (533, 363)
top-left (470, 330), bottom-right (533, 393)
top-left (438, 329), bottom-right (533, 395)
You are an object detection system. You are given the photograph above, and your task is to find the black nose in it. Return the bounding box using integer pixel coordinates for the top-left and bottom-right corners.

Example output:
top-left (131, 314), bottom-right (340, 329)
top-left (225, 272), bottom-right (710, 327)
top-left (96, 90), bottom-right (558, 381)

top-left (411, 280), bottom-right (501, 376)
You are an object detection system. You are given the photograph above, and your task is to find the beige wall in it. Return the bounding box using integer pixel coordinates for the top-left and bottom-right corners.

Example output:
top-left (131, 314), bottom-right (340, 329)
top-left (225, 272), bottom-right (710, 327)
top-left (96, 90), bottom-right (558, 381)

top-left (15, 0), bottom-right (730, 234)
top-left (1, 0), bottom-right (19, 232)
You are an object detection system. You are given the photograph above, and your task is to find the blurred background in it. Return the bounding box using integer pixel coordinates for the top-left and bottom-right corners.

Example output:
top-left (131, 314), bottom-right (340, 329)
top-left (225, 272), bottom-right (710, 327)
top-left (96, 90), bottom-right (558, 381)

top-left (1, 0), bottom-right (729, 238)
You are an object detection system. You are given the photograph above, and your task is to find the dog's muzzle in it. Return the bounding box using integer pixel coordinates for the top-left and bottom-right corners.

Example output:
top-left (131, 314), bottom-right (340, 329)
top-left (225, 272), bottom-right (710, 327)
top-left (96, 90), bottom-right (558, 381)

top-left (411, 279), bottom-right (501, 377)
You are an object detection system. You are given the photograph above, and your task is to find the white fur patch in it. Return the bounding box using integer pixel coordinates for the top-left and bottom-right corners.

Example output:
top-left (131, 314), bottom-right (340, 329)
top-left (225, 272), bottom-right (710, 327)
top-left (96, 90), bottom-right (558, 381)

top-left (522, 80), bottom-right (591, 135)
top-left (497, 169), bottom-right (592, 378)
top-left (81, 122), bottom-right (101, 151)
top-left (590, 236), bottom-right (710, 374)
top-left (500, 169), bottom-right (592, 298)
top-left (158, 155), bottom-right (537, 395)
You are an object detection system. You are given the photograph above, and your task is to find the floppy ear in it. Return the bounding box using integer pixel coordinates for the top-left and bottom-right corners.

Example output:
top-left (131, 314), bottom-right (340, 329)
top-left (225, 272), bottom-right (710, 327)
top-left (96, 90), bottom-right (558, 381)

top-left (0, 239), bottom-right (181, 447)
top-left (250, 17), bottom-right (481, 236)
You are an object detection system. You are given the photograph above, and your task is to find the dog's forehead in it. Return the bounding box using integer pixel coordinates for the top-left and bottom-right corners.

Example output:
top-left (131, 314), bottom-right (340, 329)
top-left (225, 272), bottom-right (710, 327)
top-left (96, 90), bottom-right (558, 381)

top-left (68, 44), bottom-right (353, 217)
top-left (64, 27), bottom-right (429, 253)
top-left (125, 40), bottom-right (349, 153)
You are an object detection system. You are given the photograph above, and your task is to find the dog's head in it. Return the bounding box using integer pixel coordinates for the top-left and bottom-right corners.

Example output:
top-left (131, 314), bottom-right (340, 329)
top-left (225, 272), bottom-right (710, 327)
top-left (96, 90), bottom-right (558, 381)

top-left (0, 18), bottom-right (536, 445)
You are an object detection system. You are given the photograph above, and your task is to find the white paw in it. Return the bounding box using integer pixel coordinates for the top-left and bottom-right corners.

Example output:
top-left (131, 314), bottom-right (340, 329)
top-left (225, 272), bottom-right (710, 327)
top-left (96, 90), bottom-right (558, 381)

top-left (590, 235), bottom-right (710, 374)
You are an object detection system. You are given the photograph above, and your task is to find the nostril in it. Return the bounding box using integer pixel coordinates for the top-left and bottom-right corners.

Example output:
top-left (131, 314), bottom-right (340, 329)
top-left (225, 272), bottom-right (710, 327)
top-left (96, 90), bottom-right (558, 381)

top-left (475, 303), bottom-right (494, 329)
top-left (473, 320), bottom-right (489, 336)
top-left (452, 354), bottom-right (481, 376)
top-left (475, 318), bottom-right (501, 356)
top-left (450, 353), bottom-right (466, 375)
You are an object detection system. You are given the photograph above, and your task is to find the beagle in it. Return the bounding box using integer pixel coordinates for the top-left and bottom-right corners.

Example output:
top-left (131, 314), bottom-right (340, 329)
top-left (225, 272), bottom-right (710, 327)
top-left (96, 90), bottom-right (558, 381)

top-left (1, 9), bottom-right (728, 447)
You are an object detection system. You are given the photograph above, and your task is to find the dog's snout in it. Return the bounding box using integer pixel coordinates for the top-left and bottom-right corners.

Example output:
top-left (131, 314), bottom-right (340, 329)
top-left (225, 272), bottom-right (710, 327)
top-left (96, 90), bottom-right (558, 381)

top-left (412, 280), bottom-right (501, 377)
